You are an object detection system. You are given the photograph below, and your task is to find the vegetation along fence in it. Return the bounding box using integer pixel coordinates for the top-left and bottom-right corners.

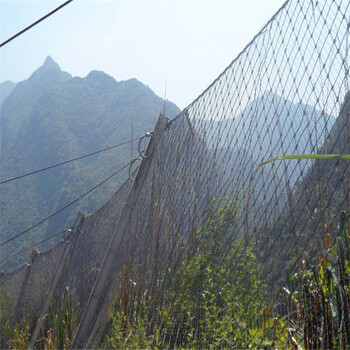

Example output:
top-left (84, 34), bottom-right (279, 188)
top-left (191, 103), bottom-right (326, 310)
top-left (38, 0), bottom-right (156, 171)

top-left (1, 0), bottom-right (349, 348)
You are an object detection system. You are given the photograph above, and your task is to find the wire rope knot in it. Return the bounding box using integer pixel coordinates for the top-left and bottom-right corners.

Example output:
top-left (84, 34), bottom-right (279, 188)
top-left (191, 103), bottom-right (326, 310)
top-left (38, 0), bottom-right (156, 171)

top-left (62, 227), bottom-right (74, 243)
top-left (129, 157), bottom-right (142, 182)
top-left (138, 132), bottom-right (154, 159)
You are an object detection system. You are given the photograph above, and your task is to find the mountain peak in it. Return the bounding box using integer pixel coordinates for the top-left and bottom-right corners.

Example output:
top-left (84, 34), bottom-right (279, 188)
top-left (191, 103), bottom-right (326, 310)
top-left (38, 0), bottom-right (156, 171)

top-left (26, 56), bottom-right (71, 85)
top-left (42, 56), bottom-right (60, 70)
top-left (85, 70), bottom-right (117, 90)
top-left (86, 70), bottom-right (116, 82)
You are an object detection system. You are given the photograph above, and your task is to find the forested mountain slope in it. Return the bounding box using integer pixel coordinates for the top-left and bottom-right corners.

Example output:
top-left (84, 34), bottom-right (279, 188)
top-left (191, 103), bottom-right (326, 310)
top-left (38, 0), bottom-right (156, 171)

top-left (209, 92), bottom-right (335, 217)
top-left (215, 91), bottom-right (335, 172)
top-left (261, 91), bottom-right (350, 287)
top-left (0, 56), bottom-right (180, 266)
top-left (0, 81), bottom-right (16, 105)
top-left (294, 91), bottom-right (350, 216)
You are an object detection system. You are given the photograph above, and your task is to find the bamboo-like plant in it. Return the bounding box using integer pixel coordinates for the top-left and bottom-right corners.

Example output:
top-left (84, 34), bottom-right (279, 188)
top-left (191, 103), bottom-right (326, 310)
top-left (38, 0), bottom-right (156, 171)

top-left (45, 287), bottom-right (76, 350)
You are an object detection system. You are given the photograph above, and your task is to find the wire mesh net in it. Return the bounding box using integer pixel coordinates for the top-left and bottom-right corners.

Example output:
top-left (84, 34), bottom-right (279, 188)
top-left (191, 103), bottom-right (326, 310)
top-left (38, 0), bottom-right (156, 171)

top-left (95, 0), bottom-right (349, 348)
top-left (0, 0), bottom-right (349, 349)
top-left (0, 177), bottom-right (132, 347)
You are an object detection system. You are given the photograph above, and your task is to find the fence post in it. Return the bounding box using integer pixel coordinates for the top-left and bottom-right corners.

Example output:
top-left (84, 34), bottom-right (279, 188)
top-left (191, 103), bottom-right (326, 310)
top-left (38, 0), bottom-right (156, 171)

top-left (72, 115), bottom-right (165, 349)
top-left (27, 212), bottom-right (85, 350)
top-left (14, 249), bottom-right (37, 322)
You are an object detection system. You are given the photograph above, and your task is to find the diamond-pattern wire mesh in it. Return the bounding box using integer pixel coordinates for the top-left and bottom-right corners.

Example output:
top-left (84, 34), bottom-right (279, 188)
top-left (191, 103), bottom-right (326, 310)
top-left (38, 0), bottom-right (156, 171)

top-left (0, 0), bottom-right (349, 348)
top-left (98, 0), bottom-right (349, 348)
top-left (0, 241), bottom-right (67, 326)
top-left (0, 177), bottom-right (133, 347)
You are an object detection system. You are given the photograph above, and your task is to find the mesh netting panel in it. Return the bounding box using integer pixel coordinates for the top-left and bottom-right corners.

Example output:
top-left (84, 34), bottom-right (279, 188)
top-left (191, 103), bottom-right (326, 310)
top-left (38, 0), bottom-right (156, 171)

top-left (0, 264), bottom-right (27, 326)
top-left (2, 0), bottom-right (350, 348)
top-left (18, 243), bottom-right (66, 322)
top-left (0, 243), bottom-right (65, 347)
top-left (54, 177), bottom-right (133, 332)
top-left (93, 0), bottom-right (349, 348)
top-left (0, 176), bottom-right (132, 348)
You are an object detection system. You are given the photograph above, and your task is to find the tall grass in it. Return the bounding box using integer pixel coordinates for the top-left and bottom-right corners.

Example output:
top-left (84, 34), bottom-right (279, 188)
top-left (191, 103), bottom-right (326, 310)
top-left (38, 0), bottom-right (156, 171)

top-left (44, 287), bottom-right (76, 350)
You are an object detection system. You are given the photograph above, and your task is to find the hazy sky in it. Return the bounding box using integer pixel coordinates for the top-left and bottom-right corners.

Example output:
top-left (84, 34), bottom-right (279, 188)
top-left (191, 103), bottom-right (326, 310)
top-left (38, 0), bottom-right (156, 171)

top-left (0, 0), bottom-right (286, 109)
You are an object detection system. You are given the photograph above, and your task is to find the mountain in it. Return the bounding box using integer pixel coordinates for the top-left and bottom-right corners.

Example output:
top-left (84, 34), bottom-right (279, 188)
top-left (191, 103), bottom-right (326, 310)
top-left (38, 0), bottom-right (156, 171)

top-left (260, 91), bottom-right (350, 288)
top-left (0, 81), bottom-right (16, 105)
top-left (287, 90), bottom-right (350, 228)
top-left (205, 92), bottom-right (335, 217)
top-left (215, 91), bottom-right (335, 164)
top-left (0, 56), bottom-right (181, 269)
top-left (294, 91), bottom-right (350, 216)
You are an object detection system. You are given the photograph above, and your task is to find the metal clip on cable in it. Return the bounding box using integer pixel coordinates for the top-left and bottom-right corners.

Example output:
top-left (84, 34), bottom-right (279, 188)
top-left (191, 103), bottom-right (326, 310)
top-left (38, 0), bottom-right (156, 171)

top-left (138, 132), bottom-right (154, 159)
top-left (62, 228), bottom-right (74, 243)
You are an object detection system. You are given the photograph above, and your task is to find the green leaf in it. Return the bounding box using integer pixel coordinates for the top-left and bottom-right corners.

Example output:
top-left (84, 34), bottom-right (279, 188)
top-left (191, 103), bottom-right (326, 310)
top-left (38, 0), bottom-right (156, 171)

top-left (258, 154), bottom-right (350, 169)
